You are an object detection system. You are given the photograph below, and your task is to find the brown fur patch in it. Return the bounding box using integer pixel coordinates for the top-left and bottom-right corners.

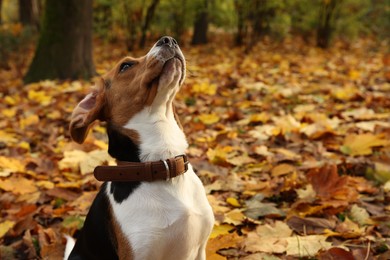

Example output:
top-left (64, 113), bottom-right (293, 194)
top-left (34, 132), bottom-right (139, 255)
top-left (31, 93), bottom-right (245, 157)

top-left (70, 44), bottom-right (185, 143)
top-left (109, 203), bottom-right (134, 260)
top-left (101, 56), bottom-right (164, 126)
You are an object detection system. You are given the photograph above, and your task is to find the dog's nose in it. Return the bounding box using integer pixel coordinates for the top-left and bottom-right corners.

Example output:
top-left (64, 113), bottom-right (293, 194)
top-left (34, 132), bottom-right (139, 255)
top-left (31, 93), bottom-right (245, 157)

top-left (156, 36), bottom-right (178, 47)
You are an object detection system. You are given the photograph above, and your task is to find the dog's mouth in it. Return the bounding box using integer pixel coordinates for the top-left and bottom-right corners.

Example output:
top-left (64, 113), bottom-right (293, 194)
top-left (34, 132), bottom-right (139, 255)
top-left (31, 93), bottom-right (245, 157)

top-left (147, 55), bottom-right (185, 89)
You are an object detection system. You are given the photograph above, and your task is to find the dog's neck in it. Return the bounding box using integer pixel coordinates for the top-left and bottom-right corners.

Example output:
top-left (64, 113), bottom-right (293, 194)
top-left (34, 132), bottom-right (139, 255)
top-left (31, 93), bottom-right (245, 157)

top-left (107, 105), bottom-right (188, 163)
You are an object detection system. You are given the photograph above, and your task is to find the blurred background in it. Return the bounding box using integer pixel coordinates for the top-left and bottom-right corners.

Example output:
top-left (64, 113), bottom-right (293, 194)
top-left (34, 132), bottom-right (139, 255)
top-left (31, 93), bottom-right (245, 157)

top-left (0, 1), bottom-right (390, 259)
top-left (0, 0), bottom-right (389, 86)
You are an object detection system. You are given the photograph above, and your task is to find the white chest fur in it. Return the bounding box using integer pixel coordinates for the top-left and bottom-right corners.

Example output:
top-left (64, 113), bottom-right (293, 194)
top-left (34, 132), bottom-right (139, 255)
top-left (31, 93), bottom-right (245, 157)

top-left (107, 107), bottom-right (214, 260)
top-left (107, 165), bottom-right (213, 260)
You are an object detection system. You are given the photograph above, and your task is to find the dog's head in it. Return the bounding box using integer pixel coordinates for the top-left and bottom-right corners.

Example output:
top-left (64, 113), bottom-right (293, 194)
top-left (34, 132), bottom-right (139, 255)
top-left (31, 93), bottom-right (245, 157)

top-left (70, 36), bottom-right (185, 144)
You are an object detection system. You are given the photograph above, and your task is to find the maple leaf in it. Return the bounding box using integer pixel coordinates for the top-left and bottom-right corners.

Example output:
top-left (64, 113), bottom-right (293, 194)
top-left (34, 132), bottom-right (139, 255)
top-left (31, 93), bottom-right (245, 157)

top-left (307, 164), bottom-right (358, 201)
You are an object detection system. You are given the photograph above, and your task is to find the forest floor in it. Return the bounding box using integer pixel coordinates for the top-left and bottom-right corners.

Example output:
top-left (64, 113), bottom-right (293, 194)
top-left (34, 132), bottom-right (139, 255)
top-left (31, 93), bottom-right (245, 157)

top-left (0, 36), bottom-right (390, 259)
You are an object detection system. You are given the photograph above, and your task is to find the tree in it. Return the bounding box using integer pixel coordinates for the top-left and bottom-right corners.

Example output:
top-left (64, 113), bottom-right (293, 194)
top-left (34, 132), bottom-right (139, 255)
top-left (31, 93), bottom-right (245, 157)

top-left (316, 0), bottom-right (342, 48)
top-left (24, 0), bottom-right (95, 83)
top-left (139, 0), bottom-right (160, 48)
top-left (191, 0), bottom-right (209, 45)
top-left (172, 0), bottom-right (187, 43)
top-left (19, 0), bottom-right (39, 29)
top-left (0, 0), bottom-right (3, 24)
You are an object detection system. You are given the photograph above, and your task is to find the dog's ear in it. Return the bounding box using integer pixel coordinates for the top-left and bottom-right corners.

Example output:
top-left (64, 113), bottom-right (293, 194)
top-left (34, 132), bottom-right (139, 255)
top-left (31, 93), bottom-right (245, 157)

top-left (69, 79), bottom-right (106, 144)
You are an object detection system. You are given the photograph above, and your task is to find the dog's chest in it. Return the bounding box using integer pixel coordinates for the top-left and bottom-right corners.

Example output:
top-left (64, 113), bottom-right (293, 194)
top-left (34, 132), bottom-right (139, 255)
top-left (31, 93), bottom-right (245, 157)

top-left (106, 167), bottom-right (213, 260)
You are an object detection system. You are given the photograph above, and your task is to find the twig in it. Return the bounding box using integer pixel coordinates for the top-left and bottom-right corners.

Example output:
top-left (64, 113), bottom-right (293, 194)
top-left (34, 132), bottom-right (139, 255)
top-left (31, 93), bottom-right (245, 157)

top-left (364, 241), bottom-right (371, 260)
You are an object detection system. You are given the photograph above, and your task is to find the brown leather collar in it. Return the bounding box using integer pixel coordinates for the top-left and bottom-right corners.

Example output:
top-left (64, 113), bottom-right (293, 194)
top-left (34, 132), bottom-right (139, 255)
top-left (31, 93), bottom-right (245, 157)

top-left (94, 155), bottom-right (189, 182)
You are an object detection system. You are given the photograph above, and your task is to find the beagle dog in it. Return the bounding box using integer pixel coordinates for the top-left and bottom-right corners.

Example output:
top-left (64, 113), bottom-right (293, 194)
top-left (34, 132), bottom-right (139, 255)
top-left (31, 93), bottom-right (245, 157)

top-left (65, 36), bottom-right (214, 260)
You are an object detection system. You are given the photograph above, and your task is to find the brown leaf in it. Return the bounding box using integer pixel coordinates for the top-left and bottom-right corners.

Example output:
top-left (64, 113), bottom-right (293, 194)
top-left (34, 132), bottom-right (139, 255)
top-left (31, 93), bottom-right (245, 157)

top-left (318, 247), bottom-right (354, 260)
top-left (38, 227), bottom-right (65, 259)
top-left (287, 216), bottom-right (336, 235)
top-left (46, 187), bottom-right (79, 201)
top-left (307, 165), bottom-right (358, 201)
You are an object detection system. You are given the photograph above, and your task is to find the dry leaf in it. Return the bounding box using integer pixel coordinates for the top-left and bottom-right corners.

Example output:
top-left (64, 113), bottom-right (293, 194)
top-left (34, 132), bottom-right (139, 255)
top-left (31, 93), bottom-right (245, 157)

top-left (0, 177), bottom-right (38, 195)
top-left (285, 235), bottom-right (332, 256)
top-left (0, 220), bottom-right (15, 238)
top-left (341, 134), bottom-right (389, 156)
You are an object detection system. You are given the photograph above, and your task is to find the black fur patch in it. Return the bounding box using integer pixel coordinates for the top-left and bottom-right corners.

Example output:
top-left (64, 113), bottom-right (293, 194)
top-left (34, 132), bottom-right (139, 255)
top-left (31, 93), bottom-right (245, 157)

top-left (107, 124), bottom-right (141, 162)
top-left (107, 124), bottom-right (141, 203)
top-left (110, 181), bottom-right (141, 204)
top-left (69, 126), bottom-right (143, 259)
top-left (68, 183), bottom-right (118, 260)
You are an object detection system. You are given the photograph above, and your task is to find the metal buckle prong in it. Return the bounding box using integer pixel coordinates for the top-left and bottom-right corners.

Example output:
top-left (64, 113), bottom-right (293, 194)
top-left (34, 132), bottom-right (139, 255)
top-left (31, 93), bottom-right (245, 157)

top-left (162, 159), bottom-right (170, 181)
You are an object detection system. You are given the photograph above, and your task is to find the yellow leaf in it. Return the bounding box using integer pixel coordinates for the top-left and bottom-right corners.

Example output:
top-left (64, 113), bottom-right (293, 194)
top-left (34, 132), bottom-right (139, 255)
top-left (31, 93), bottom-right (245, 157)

top-left (224, 209), bottom-right (245, 225)
top-left (0, 220), bottom-right (15, 238)
top-left (198, 113), bottom-right (220, 125)
top-left (0, 156), bottom-right (25, 176)
top-left (192, 82), bottom-right (217, 95)
top-left (206, 146), bottom-right (234, 165)
top-left (4, 96), bottom-right (17, 105)
top-left (0, 130), bottom-right (17, 143)
top-left (18, 141), bottom-right (31, 151)
top-left (59, 149), bottom-right (114, 175)
top-left (2, 108), bottom-right (17, 118)
top-left (19, 114), bottom-right (39, 129)
top-left (226, 197), bottom-right (241, 207)
top-left (341, 134), bottom-right (389, 156)
top-left (249, 113), bottom-right (270, 123)
top-left (94, 140), bottom-right (108, 150)
top-left (0, 177), bottom-right (37, 195)
top-left (207, 232), bottom-right (243, 260)
top-left (209, 224), bottom-right (235, 239)
top-left (331, 86), bottom-right (359, 101)
top-left (47, 110), bottom-right (62, 120)
top-left (36, 181), bottom-right (55, 190)
top-left (28, 90), bottom-right (52, 105)
top-left (348, 69), bottom-right (360, 80)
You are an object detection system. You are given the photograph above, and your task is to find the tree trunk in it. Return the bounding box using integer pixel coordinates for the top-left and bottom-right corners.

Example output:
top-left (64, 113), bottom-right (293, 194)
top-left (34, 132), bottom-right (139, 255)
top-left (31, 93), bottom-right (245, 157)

top-left (24, 0), bottom-right (95, 83)
top-left (234, 0), bottom-right (245, 46)
top-left (0, 0), bottom-right (3, 24)
top-left (317, 0), bottom-right (339, 48)
top-left (173, 0), bottom-right (186, 43)
top-left (191, 0), bottom-right (209, 45)
top-left (19, 0), bottom-right (40, 30)
top-left (139, 0), bottom-right (160, 48)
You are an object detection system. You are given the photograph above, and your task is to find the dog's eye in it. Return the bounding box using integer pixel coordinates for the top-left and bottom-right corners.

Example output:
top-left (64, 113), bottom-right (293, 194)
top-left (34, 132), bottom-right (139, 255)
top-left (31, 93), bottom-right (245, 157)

top-left (119, 62), bottom-right (135, 73)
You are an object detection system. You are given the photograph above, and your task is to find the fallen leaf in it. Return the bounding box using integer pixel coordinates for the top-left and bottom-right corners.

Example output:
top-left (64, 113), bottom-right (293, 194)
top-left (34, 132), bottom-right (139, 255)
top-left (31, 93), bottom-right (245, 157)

top-left (0, 177), bottom-right (38, 195)
top-left (226, 197), bottom-right (241, 207)
top-left (285, 235), bottom-right (332, 256)
top-left (209, 224), bottom-right (235, 239)
top-left (341, 133), bottom-right (389, 156)
top-left (318, 247), bottom-right (354, 260)
top-left (307, 164), bottom-right (358, 201)
top-left (287, 216), bottom-right (336, 235)
top-left (224, 209), bottom-right (245, 226)
top-left (271, 163), bottom-right (296, 177)
top-left (349, 204), bottom-right (370, 226)
top-left (0, 220), bottom-right (15, 238)
top-left (0, 156), bottom-right (25, 176)
top-left (206, 232), bottom-right (242, 260)
top-left (198, 113), bottom-right (220, 125)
